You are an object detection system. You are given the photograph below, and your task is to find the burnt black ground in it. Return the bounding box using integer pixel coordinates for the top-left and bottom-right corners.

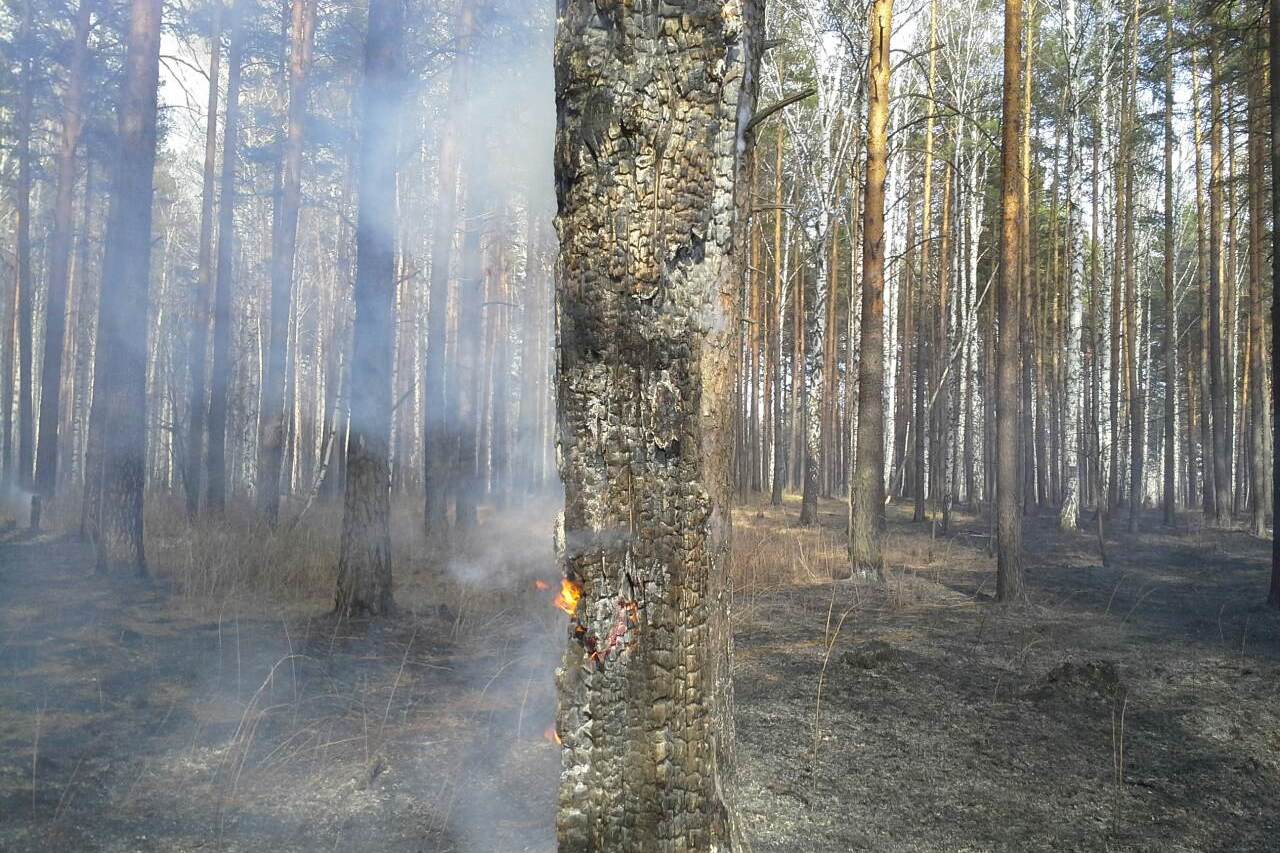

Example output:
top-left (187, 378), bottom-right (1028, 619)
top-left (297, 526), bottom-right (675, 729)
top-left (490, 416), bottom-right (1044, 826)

top-left (1, 500), bottom-right (1278, 852)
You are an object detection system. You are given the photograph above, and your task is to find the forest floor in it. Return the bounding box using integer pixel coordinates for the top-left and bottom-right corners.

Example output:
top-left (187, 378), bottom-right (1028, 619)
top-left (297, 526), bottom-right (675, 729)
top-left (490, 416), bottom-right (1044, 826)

top-left (0, 494), bottom-right (1277, 851)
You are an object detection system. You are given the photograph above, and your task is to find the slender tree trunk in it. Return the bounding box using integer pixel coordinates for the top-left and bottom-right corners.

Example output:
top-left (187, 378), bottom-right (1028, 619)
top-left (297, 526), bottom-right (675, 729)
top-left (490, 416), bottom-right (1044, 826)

top-left (258, 0), bottom-right (317, 524)
top-left (206, 0), bottom-right (247, 512)
top-left (453, 167), bottom-right (486, 533)
top-left (1208, 36), bottom-right (1233, 528)
top-left (850, 0), bottom-right (892, 577)
top-left (996, 0), bottom-right (1025, 602)
top-left (1161, 0), bottom-right (1177, 526)
top-left (335, 0), bottom-right (404, 618)
top-left (1124, 0), bottom-right (1142, 531)
top-left (1247, 42), bottom-right (1270, 538)
top-left (770, 130), bottom-right (787, 506)
top-left (1268, 0), bottom-right (1280, 607)
top-left (552, 2), bottom-right (759, 848)
top-left (35, 0), bottom-right (93, 500)
top-left (1060, 0), bottom-right (1083, 530)
top-left (184, 3), bottom-right (222, 516)
top-left (84, 0), bottom-right (162, 572)
top-left (423, 6), bottom-right (474, 537)
top-left (14, 0), bottom-right (35, 489)
top-left (1191, 48), bottom-right (1215, 520)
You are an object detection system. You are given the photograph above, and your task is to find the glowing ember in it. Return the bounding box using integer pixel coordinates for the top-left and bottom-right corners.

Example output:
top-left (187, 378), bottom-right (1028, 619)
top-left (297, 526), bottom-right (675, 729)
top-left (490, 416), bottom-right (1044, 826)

top-left (554, 579), bottom-right (582, 616)
top-left (543, 724), bottom-right (561, 745)
top-left (533, 579), bottom-right (550, 591)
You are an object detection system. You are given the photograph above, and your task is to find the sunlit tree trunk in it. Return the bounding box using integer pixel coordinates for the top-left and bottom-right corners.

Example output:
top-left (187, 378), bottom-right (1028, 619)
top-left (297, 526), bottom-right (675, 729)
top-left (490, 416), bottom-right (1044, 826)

top-left (551, 2), bottom-right (760, 849)
top-left (770, 131), bottom-right (788, 507)
top-left (1207, 35), bottom-right (1233, 528)
top-left (258, 0), bottom-right (317, 524)
top-left (206, 0), bottom-right (247, 512)
top-left (335, 0), bottom-right (404, 618)
top-left (1246, 40), bottom-right (1270, 538)
top-left (850, 0), bottom-right (892, 577)
top-left (85, 0), bottom-right (162, 572)
top-left (35, 0), bottom-right (93, 501)
top-left (996, 0), bottom-right (1025, 602)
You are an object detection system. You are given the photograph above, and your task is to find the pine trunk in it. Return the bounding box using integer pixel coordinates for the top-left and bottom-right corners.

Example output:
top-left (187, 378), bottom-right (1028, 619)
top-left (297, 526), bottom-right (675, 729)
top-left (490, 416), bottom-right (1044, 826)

top-left (34, 0), bottom-right (93, 500)
top-left (849, 0), bottom-right (892, 576)
top-left (335, 0), bottom-right (404, 618)
top-left (996, 0), bottom-right (1025, 602)
top-left (85, 0), bottom-right (162, 572)
top-left (258, 0), bottom-right (317, 524)
top-left (551, 2), bottom-right (760, 849)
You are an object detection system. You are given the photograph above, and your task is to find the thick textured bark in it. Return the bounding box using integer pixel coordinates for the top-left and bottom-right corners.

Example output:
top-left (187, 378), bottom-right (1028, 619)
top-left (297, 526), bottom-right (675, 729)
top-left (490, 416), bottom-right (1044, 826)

top-left (206, 0), bottom-right (247, 512)
top-left (335, 0), bottom-right (404, 618)
top-left (184, 3), bottom-right (222, 517)
top-left (85, 0), bottom-right (161, 572)
top-left (552, 3), bottom-right (759, 849)
top-left (35, 0), bottom-right (93, 499)
top-left (1207, 38), bottom-right (1233, 528)
top-left (423, 6), bottom-right (474, 537)
top-left (14, 0), bottom-right (35, 488)
top-left (996, 0), bottom-right (1024, 602)
top-left (258, 0), bottom-right (317, 524)
top-left (799, 212), bottom-right (829, 524)
top-left (849, 0), bottom-right (891, 576)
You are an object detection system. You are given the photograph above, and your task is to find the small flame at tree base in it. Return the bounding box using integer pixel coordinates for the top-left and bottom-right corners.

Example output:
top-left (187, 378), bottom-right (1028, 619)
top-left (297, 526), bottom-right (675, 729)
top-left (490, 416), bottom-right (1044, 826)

top-left (554, 579), bottom-right (582, 616)
top-left (543, 724), bottom-right (561, 745)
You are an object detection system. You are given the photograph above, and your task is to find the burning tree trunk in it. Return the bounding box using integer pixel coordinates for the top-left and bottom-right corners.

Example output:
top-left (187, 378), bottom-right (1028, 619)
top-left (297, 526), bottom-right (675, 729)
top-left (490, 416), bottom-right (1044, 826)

top-left (552, 2), bottom-right (760, 849)
top-left (84, 0), bottom-right (162, 572)
top-left (995, 0), bottom-right (1025, 602)
top-left (258, 0), bottom-right (317, 525)
top-left (35, 0), bottom-right (93, 501)
top-left (849, 0), bottom-right (891, 577)
top-left (335, 0), bottom-right (404, 618)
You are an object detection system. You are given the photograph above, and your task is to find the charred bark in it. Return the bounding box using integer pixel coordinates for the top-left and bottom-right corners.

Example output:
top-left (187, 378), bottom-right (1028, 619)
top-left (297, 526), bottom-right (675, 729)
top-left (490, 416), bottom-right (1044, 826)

top-left (552, 2), bottom-right (760, 849)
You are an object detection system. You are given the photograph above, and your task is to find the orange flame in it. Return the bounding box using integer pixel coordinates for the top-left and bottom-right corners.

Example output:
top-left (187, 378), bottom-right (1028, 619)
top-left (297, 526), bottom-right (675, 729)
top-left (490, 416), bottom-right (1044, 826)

top-left (543, 724), bottom-right (561, 745)
top-left (533, 579), bottom-right (550, 591)
top-left (554, 579), bottom-right (582, 616)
